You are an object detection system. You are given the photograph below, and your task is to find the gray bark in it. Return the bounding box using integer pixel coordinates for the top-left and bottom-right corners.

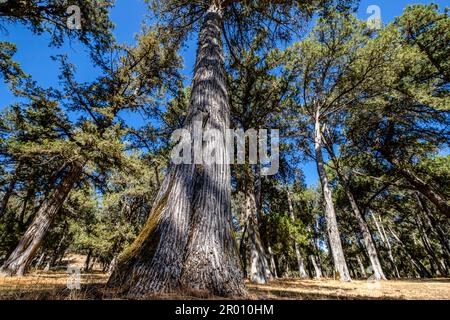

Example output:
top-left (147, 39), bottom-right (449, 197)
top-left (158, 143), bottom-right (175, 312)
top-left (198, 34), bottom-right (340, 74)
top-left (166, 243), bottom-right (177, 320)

top-left (349, 203), bottom-right (386, 279)
top-left (286, 188), bottom-right (308, 278)
top-left (245, 167), bottom-right (271, 284)
top-left (310, 255), bottom-right (323, 279)
top-left (415, 193), bottom-right (450, 266)
top-left (108, 256), bottom-right (118, 276)
top-left (179, 3), bottom-right (245, 295)
top-left (84, 249), bottom-right (92, 272)
top-left (108, 2), bottom-right (245, 297)
top-left (327, 147), bottom-right (386, 280)
top-left (313, 110), bottom-right (351, 281)
top-left (0, 161), bottom-right (83, 276)
top-left (412, 204), bottom-right (447, 276)
top-left (268, 246), bottom-right (278, 278)
top-left (356, 255), bottom-right (367, 278)
top-left (372, 212), bottom-right (400, 278)
top-left (385, 155), bottom-right (450, 218)
top-left (0, 169), bottom-right (18, 217)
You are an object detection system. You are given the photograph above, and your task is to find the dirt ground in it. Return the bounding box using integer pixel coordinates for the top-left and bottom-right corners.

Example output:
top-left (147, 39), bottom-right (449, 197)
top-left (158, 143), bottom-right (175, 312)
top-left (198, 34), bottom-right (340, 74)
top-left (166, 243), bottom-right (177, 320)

top-left (1, 272), bottom-right (449, 300)
top-left (0, 254), bottom-right (448, 300)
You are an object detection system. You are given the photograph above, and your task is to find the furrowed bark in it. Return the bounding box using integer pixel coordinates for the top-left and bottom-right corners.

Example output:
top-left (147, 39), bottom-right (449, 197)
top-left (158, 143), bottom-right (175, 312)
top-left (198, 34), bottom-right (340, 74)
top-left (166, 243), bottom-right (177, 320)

top-left (0, 161), bottom-right (83, 276)
top-left (313, 110), bottom-right (351, 282)
top-left (326, 145), bottom-right (386, 280)
top-left (179, 3), bottom-right (245, 296)
top-left (286, 188), bottom-right (308, 278)
top-left (109, 1), bottom-right (245, 297)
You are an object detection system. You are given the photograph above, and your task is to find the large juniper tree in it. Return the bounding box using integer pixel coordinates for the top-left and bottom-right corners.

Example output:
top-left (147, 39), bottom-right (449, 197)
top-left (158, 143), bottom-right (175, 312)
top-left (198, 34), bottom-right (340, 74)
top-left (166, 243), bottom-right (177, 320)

top-left (108, 0), bottom-right (355, 297)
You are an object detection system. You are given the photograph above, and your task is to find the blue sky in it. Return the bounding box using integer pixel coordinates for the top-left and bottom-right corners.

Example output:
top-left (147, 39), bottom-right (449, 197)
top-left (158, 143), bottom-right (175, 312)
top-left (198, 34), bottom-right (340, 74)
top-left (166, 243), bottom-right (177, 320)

top-left (0, 0), bottom-right (447, 186)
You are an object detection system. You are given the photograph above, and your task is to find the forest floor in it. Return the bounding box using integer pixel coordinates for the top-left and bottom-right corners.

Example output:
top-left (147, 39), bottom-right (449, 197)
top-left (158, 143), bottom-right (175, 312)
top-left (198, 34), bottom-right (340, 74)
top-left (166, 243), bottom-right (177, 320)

top-left (0, 255), bottom-right (449, 300)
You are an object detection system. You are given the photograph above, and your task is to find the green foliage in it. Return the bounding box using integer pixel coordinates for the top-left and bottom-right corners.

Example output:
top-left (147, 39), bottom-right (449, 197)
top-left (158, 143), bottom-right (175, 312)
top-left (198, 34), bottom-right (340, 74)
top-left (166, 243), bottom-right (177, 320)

top-left (0, 0), bottom-right (114, 50)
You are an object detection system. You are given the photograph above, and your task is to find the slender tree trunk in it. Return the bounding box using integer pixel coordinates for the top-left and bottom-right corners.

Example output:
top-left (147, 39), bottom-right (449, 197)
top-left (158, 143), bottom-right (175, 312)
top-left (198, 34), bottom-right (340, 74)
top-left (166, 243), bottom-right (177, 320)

top-left (0, 169), bottom-right (18, 217)
top-left (239, 224), bottom-right (248, 279)
top-left (385, 155), bottom-right (450, 218)
top-left (388, 226), bottom-right (432, 278)
top-left (349, 262), bottom-right (357, 279)
top-left (18, 186), bottom-right (34, 232)
top-left (283, 257), bottom-right (290, 278)
top-left (178, 0), bottom-right (245, 292)
top-left (371, 211), bottom-right (400, 278)
top-left (245, 167), bottom-right (271, 284)
top-left (108, 2), bottom-right (245, 297)
top-left (286, 188), bottom-right (308, 278)
top-left (416, 193), bottom-right (450, 265)
top-left (310, 255), bottom-right (323, 279)
top-left (413, 207), bottom-right (446, 276)
top-left (327, 149), bottom-right (386, 280)
top-left (268, 246), bottom-right (278, 278)
top-left (0, 161), bottom-right (83, 276)
top-left (35, 251), bottom-right (46, 269)
top-left (50, 227), bottom-right (68, 267)
top-left (356, 255), bottom-right (367, 278)
top-left (108, 256), bottom-right (118, 276)
top-left (313, 110), bottom-right (351, 281)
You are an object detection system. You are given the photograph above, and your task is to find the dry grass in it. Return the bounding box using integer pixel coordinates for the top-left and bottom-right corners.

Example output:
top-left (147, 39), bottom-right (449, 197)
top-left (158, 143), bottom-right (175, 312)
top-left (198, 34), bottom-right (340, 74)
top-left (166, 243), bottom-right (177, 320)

top-left (0, 257), bottom-right (448, 300)
top-left (246, 278), bottom-right (450, 300)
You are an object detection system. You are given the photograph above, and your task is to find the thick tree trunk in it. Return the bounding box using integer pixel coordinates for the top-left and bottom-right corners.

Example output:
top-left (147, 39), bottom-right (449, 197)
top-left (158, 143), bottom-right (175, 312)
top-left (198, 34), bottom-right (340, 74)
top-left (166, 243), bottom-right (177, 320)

top-left (245, 167), bottom-right (271, 284)
top-left (108, 2), bottom-right (245, 297)
top-left (0, 161), bottom-right (83, 276)
top-left (386, 156), bottom-right (450, 218)
top-left (313, 111), bottom-right (351, 282)
top-left (286, 188), bottom-right (308, 278)
top-left (85, 249), bottom-right (92, 272)
top-left (35, 251), bottom-right (47, 269)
